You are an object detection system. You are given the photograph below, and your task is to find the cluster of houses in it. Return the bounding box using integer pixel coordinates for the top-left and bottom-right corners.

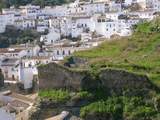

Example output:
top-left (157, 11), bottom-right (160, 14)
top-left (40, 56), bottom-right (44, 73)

top-left (0, 91), bottom-right (33, 120)
top-left (0, 0), bottom-right (159, 42)
top-left (0, 0), bottom-right (160, 91)
top-left (0, 0), bottom-right (160, 119)
top-left (0, 39), bottom-right (101, 90)
top-left (0, 40), bottom-right (100, 120)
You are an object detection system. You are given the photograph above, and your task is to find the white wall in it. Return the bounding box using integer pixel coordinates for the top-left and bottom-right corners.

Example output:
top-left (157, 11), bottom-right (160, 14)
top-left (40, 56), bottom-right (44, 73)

top-left (19, 67), bottom-right (34, 89)
top-left (95, 19), bottom-right (134, 38)
top-left (41, 28), bottom-right (60, 45)
top-left (0, 14), bottom-right (14, 33)
top-left (0, 108), bottom-right (15, 120)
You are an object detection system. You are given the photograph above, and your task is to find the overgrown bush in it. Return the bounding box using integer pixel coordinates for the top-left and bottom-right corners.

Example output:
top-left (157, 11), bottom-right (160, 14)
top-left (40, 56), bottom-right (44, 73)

top-left (0, 25), bottom-right (40, 48)
top-left (39, 89), bottom-right (70, 102)
top-left (80, 96), bottom-right (159, 120)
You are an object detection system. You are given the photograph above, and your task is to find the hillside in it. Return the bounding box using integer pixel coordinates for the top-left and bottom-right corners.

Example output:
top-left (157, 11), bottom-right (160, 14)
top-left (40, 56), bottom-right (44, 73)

top-left (33, 18), bottom-right (160, 120)
top-left (73, 18), bottom-right (160, 87)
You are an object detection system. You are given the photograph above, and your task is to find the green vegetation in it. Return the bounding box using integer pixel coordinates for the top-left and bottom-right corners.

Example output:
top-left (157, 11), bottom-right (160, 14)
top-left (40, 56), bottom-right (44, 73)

top-left (73, 18), bottom-right (160, 87)
top-left (74, 91), bottom-right (94, 100)
top-left (37, 18), bottom-right (160, 120)
top-left (80, 97), bottom-right (123, 119)
top-left (80, 95), bottom-right (160, 120)
top-left (68, 18), bottom-right (160, 119)
top-left (0, 25), bottom-right (40, 48)
top-left (39, 89), bottom-right (70, 102)
top-left (0, 0), bottom-right (74, 9)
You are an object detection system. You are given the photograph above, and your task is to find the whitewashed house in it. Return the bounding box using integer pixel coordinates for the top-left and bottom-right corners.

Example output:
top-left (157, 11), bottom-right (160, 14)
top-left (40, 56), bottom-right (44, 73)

top-left (79, 2), bottom-right (107, 15)
top-left (19, 56), bottom-right (51, 89)
top-left (42, 5), bottom-right (68, 17)
top-left (81, 32), bottom-right (92, 42)
top-left (20, 4), bottom-right (41, 19)
top-left (71, 16), bottom-right (95, 37)
top-left (95, 16), bottom-right (138, 38)
top-left (106, 12), bottom-right (121, 20)
top-left (25, 45), bottom-right (41, 57)
top-left (40, 28), bottom-right (60, 45)
top-left (0, 15), bottom-right (8, 33)
top-left (36, 14), bottom-right (50, 32)
top-left (0, 48), bottom-right (28, 59)
top-left (22, 18), bottom-right (36, 29)
top-left (108, 1), bottom-right (122, 12)
top-left (0, 58), bottom-right (19, 81)
top-left (146, 0), bottom-right (160, 10)
top-left (59, 17), bottom-right (73, 37)
top-left (0, 14), bottom-right (14, 33)
top-left (0, 94), bottom-right (31, 120)
top-left (50, 46), bottom-right (77, 60)
top-left (2, 7), bottom-right (20, 15)
top-left (124, 0), bottom-right (133, 5)
top-left (129, 10), bottom-right (155, 20)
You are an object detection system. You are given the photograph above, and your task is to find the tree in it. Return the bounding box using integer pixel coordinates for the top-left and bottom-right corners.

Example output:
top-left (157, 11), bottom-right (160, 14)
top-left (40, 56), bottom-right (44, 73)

top-left (0, 25), bottom-right (40, 48)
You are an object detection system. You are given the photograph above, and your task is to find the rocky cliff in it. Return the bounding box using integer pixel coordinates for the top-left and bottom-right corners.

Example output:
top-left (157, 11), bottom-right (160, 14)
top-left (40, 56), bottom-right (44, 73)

top-left (38, 63), bottom-right (89, 90)
top-left (38, 63), bottom-right (154, 92)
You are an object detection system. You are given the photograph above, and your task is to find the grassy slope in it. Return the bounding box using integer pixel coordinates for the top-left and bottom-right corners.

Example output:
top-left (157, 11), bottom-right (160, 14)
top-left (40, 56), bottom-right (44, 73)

top-left (73, 19), bottom-right (160, 87)
top-left (37, 19), bottom-right (160, 120)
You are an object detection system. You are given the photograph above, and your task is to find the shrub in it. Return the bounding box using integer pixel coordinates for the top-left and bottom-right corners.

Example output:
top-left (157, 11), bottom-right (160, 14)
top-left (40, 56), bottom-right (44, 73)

top-left (39, 89), bottom-right (70, 102)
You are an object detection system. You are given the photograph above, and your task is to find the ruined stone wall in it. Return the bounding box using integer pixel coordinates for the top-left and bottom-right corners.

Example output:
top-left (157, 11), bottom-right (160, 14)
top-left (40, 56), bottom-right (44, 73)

top-left (99, 69), bottom-right (152, 92)
top-left (38, 63), bottom-right (153, 91)
top-left (38, 63), bottom-right (89, 90)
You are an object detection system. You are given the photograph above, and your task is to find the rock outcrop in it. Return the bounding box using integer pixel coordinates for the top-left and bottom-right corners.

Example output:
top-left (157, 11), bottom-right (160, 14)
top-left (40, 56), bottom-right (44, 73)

top-left (38, 63), bottom-right (89, 90)
top-left (38, 63), bottom-right (154, 92)
top-left (99, 69), bottom-right (152, 91)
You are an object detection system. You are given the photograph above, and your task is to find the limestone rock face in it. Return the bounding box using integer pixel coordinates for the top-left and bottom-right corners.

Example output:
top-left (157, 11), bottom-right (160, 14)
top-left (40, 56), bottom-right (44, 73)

top-left (0, 69), bottom-right (4, 88)
top-left (38, 63), bottom-right (153, 92)
top-left (38, 63), bottom-right (89, 90)
top-left (99, 69), bottom-right (152, 91)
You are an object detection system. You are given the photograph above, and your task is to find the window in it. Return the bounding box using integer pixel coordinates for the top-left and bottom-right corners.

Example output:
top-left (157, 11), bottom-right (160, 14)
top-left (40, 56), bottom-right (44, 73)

top-left (62, 50), bottom-right (65, 55)
top-left (102, 19), bottom-right (105, 22)
top-left (97, 19), bottom-right (101, 22)
top-left (57, 50), bottom-right (59, 55)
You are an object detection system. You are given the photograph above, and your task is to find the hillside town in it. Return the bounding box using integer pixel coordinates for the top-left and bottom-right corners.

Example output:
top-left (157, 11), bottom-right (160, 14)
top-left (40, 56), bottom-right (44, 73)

top-left (0, 0), bottom-right (160, 119)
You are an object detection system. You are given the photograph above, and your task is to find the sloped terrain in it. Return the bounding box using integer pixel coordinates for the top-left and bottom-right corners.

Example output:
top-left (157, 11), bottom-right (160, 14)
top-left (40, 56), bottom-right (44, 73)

top-left (35, 18), bottom-right (160, 120)
top-left (73, 18), bottom-right (160, 87)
